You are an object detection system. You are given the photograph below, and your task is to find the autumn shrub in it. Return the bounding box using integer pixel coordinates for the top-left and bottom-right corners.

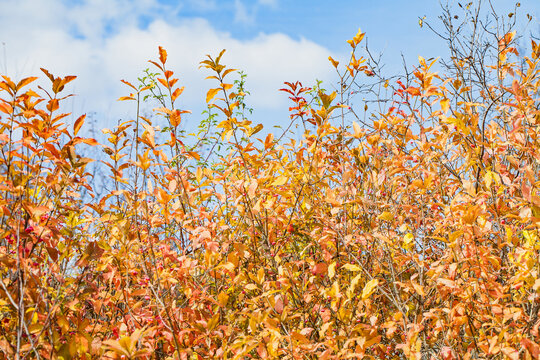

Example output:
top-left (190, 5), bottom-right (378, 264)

top-left (1, 2), bottom-right (540, 360)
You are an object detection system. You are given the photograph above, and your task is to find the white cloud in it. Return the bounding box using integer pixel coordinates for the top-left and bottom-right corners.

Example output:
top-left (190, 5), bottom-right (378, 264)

top-left (0, 0), bottom-right (336, 130)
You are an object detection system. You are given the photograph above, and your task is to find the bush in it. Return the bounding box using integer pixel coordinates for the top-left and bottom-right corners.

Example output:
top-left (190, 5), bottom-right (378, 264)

top-left (0, 2), bottom-right (539, 359)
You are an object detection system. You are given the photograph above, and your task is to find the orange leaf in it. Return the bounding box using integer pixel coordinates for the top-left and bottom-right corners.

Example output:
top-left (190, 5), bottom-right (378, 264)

top-left (312, 263), bottom-right (328, 276)
top-left (512, 79), bottom-right (521, 95)
top-left (73, 114), bottom-right (86, 136)
top-left (46, 98), bottom-right (59, 112)
top-left (171, 87), bottom-right (185, 102)
top-left (120, 79), bottom-right (137, 91)
top-left (40, 68), bottom-right (55, 82)
top-left (406, 87), bottom-right (421, 96)
top-left (521, 339), bottom-right (540, 358)
top-left (77, 138), bottom-right (99, 146)
top-left (158, 46), bottom-right (167, 65)
top-left (264, 133), bottom-right (274, 149)
top-left (411, 282), bottom-right (425, 296)
top-left (16, 77), bottom-right (38, 91)
top-left (187, 151), bottom-right (200, 160)
top-left (501, 347), bottom-right (519, 360)
top-left (274, 296), bottom-right (284, 314)
top-left (0, 101), bottom-right (13, 114)
top-left (170, 109), bottom-right (182, 127)
top-left (148, 60), bottom-right (163, 71)
top-left (328, 56), bottom-right (339, 68)
top-left (158, 77), bottom-right (169, 88)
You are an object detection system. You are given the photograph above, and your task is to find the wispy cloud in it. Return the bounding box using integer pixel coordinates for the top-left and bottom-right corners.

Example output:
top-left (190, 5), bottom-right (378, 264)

top-left (233, 0), bottom-right (278, 25)
top-left (233, 0), bottom-right (255, 25)
top-left (258, 0), bottom-right (278, 8)
top-left (186, 0), bottom-right (217, 12)
top-left (0, 0), bottom-right (336, 127)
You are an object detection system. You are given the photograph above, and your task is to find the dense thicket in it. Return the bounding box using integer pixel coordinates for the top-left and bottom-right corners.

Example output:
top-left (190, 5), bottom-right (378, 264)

top-left (1, 2), bottom-right (540, 359)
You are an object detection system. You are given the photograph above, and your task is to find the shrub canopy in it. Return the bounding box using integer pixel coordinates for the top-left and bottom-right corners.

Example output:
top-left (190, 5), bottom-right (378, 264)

top-left (1, 3), bottom-right (540, 359)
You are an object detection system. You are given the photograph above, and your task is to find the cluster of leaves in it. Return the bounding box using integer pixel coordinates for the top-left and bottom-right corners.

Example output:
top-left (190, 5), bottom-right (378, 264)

top-left (1, 5), bottom-right (540, 360)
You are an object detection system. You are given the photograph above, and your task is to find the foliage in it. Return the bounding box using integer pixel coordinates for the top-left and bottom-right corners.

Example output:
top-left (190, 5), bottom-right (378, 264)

top-left (1, 2), bottom-right (540, 359)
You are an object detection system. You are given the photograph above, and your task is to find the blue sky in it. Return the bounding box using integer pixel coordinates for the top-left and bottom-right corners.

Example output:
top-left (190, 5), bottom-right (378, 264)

top-left (1, 0), bottom-right (539, 133)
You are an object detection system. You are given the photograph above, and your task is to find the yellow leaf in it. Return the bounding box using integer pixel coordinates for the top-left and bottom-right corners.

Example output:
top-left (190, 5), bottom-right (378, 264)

top-left (129, 328), bottom-right (145, 353)
top-left (218, 292), bottom-right (229, 307)
top-left (250, 123), bottom-right (263, 136)
top-left (257, 267), bottom-right (265, 284)
top-left (206, 88), bottom-right (220, 103)
top-left (410, 179), bottom-right (423, 189)
top-left (103, 339), bottom-right (130, 357)
top-left (349, 273), bottom-right (362, 294)
top-left (352, 121), bottom-right (363, 138)
top-left (378, 212), bottom-right (394, 221)
top-left (362, 279), bottom-right (379, 299)
top-left (352, 28), bottom-right (365, 46)
top-left (271, 176), bottom-right (287, 186)
top-left (440, 98), bottom-right (450, 113)
top-left (118, 96), bottom-right (136, 101)
top-left (328, 262), bottom-right (337, 279)
top-left (523, 230), bottom-right (537, 248)
top-left (403, 233), bottom-right (415, 250)
top-left (328, 56), bottom-right (339, 68)
top-left (403, 233), bottom-right (414, 243)
top-left (58, 316), bottom-right (70, 332)
top-left (342, 263), bottom-right (361, 272)
top-left (207, 313), bottom-right (219, 331)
